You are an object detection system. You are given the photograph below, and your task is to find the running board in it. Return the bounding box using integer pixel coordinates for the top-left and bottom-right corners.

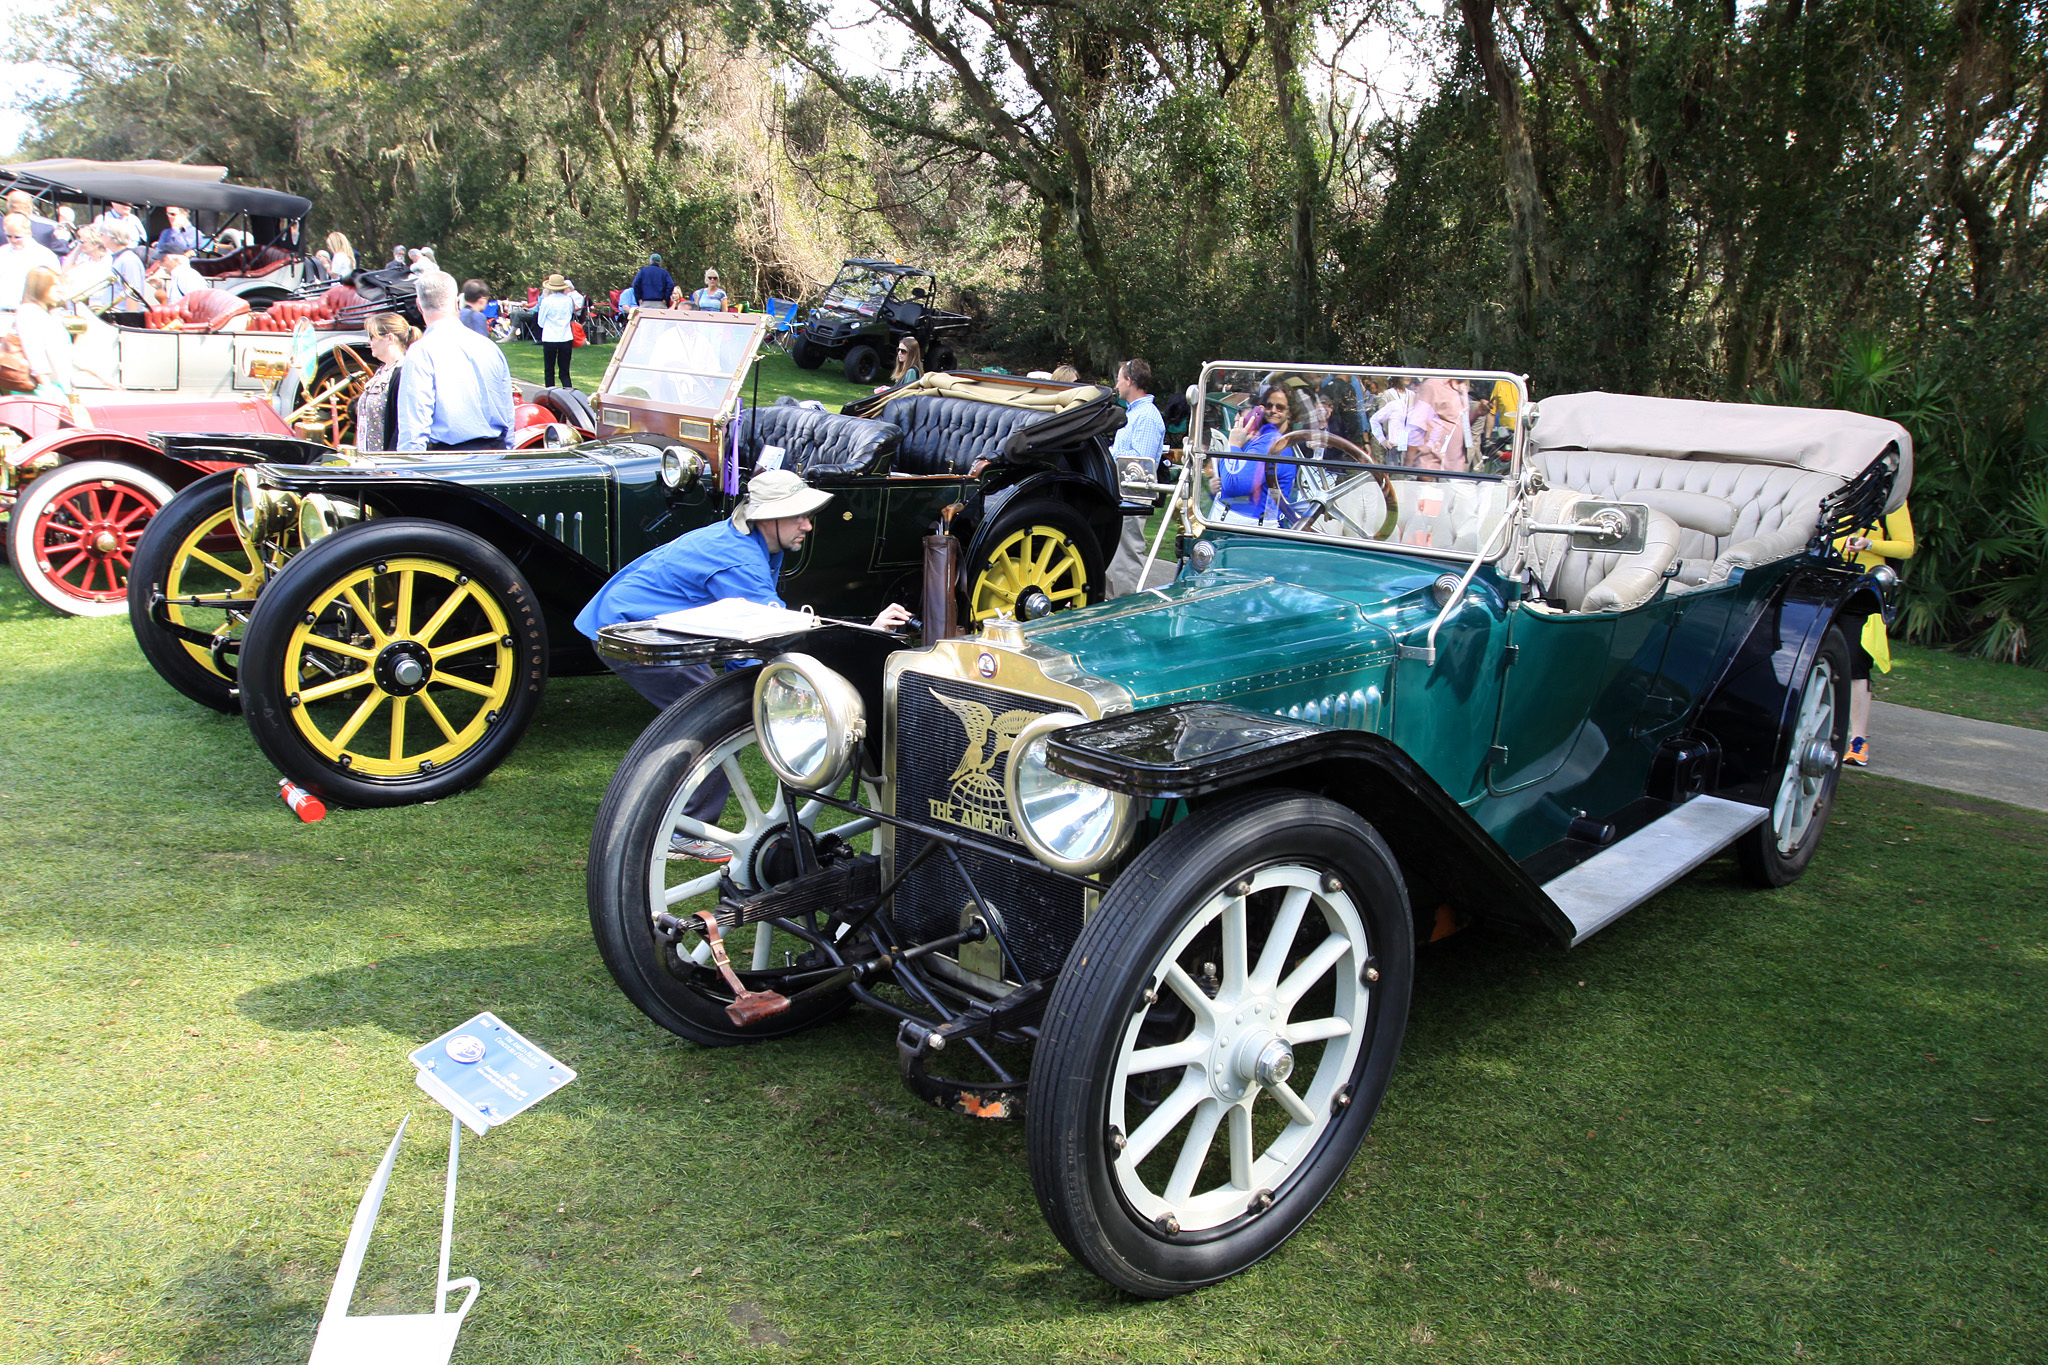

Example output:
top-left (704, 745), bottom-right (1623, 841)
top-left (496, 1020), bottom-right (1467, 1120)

top-left (1540, 796), bottom-right (1768, 946)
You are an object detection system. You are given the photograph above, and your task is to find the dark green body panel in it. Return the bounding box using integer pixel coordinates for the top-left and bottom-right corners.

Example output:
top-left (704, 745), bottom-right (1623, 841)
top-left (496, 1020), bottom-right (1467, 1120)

top-left (774, 474), bottom-right (966, 613)
top-left (1012, 527), bottom-right (1803, 867)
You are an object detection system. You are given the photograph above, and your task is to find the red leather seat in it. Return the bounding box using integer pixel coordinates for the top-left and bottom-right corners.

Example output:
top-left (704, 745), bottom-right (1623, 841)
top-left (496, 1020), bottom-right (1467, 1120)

top-left (170, 290), bottom-right (254, 332)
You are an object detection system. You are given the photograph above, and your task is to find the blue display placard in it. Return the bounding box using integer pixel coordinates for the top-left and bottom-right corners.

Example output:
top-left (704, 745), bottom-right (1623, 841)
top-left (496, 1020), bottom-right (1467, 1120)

top-left (408, 1012), bottom-right (576, 1136)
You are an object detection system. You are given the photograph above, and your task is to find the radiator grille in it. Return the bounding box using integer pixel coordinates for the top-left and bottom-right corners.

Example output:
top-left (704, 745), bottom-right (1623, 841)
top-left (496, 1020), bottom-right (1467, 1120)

top-left (891, 673), bottom-right (1089, 983)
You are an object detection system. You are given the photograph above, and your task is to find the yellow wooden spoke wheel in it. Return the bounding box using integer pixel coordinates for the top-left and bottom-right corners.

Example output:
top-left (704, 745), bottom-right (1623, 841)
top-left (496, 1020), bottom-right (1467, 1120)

top-left (966, 498), bottom-right (1104, 624)
top-left (279, 557), bottom-right (515, 776)
top-left (238, 519), bottom-right (549, 807)
top-left (128, 472), bottom-right (263, 713)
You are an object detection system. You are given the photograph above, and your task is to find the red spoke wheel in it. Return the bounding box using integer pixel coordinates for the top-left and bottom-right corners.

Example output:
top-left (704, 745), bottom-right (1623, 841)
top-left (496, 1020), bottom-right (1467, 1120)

top-left (7, 460), bottom-right (176, 617)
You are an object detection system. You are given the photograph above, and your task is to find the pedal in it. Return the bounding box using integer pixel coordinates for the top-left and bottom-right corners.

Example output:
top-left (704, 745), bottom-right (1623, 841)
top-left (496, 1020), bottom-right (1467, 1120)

top-left (692, 910), bottom-right (790, 1027)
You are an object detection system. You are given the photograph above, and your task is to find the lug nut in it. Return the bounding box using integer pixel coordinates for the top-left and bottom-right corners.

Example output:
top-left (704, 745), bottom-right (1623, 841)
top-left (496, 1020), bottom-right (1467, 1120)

top-left (1323, 874), bottom-right (1343, 893)
top-left (1109, 1126), bottom-right (1126, 1152)
top-left (1231, 879), bottom-right (1252, 897)
top-left (1156, 1214), bottom-right (1180, 1236)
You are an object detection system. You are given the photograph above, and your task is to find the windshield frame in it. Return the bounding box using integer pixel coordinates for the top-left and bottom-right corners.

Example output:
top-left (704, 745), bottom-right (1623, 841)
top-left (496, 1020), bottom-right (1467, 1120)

top-left (1190, 361), bottom-right (1531, 566)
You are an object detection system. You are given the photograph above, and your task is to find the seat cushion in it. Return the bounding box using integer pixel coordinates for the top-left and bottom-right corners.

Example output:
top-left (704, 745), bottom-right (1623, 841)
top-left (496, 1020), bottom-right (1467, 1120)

top-left (740, 397), bottom-right (898, 475)
top-left (880, 394), bottom-right (1047, 475)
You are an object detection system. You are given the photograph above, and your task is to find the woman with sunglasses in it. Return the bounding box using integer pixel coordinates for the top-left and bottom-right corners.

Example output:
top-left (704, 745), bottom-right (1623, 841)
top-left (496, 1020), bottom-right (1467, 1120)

top-left (875, 337), bottom-right (923, 394)
top-left (1208, 386), bottom-right (1298, 524)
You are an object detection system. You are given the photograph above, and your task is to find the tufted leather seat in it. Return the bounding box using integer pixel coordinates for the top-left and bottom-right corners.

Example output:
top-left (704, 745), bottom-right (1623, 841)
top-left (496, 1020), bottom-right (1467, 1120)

top-left (739, 397), bottom-right (899, 475)
top-left (878, 394), bottom-right (1048, 475)
top-left (1524, 487), bottom-right (1683, 612)
top-left (1533, 448), bottom-right (1843, 590)
top-left (145, 290), bottom-right (253, 332)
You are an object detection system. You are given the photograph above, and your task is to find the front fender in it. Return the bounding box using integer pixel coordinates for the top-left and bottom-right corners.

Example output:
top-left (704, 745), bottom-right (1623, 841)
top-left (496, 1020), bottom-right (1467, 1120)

top-left (260, 472), bottom-right (612, 677)
top-left (1696, 561), bottom-right (1882, 804)
top-left (1045, 702), bottom-right (1577, 949)
top-left (4, 428), bottom-right (207, 496)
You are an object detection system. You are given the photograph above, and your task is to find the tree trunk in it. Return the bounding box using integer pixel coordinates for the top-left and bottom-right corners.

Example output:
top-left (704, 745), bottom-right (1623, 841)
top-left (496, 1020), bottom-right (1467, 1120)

top-left (1259, 0), bottom-right (1320, 350)
top-left (1460, 0), bottom-right (1551, 344)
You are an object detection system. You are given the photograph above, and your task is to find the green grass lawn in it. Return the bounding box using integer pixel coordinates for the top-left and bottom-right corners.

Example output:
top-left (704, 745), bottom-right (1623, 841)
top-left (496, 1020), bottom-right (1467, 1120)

top-left (497, 341), bottom-right (875, 411)
top-left (1875, 642), bottom-right (2048, 731)
top-left (2, 566), bottom-right (2044, 1363)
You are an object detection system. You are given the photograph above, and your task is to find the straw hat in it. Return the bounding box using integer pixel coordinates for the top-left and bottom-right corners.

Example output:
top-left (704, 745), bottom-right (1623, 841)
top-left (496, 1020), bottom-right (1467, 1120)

top-left (731, 469), bottom-right (833, 531)
top-left (541, 274), bottom-right (571, 292)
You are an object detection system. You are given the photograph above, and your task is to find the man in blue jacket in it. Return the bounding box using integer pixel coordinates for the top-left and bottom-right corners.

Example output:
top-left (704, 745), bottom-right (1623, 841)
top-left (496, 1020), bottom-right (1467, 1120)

top-left (629, 253), bottom-right (675, 311)
top-left (576, 469), bottom-right (912, 859)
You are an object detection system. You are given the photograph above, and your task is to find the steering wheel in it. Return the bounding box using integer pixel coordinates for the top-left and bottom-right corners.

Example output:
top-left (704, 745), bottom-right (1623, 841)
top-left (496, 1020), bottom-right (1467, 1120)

top-left (1270, 429), bottom-right (1398, 539)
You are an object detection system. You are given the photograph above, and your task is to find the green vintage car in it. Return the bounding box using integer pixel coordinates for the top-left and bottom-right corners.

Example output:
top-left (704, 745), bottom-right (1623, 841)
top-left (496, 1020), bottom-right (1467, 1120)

top-left (585, 360), bottom-right (1909, 1295)
top-left (127, 310), bottom-right (1135, 807)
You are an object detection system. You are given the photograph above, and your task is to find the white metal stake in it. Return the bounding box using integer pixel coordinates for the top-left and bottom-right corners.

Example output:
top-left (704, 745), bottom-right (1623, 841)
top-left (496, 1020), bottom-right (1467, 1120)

top-left (435, 1113), bottom-right (461, 1317)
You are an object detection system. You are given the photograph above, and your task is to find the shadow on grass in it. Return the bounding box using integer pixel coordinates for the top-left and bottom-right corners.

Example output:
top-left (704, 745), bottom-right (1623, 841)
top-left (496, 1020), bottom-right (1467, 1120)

top-left (162, 1244), bottom-right (325, 1365)
top-left (236, 939), bottom-right (595, 1042)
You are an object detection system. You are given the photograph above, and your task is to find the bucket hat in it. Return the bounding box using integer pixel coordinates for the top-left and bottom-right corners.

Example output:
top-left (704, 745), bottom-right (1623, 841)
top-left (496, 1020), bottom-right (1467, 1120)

top-left (731, 469), bottom-right (834, 531)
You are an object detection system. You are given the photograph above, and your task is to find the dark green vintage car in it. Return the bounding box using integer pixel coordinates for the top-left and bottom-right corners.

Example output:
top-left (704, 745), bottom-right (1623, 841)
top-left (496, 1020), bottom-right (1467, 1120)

top-left (127, 311), bottom-right (1136, 807)
top-left (584, 361), bottom-right (1909, 1295)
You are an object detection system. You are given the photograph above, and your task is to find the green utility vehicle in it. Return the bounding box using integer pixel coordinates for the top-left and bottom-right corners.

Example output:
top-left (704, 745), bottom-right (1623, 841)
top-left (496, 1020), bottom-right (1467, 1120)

top-left (787, 260), bottom-right (971, 384)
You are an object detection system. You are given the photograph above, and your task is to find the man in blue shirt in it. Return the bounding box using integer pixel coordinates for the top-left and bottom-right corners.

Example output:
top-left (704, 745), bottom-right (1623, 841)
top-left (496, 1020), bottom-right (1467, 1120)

top-left (1104, 358), bottom-right (1169, 595)
top-left (459, 279), bottom-right (494, 337)
top-left (149, 207), bottom-right (198, 262)
top-left (576, 470), bottom-right (913, 859)
top-left (630, 253), bottom-right (675, 311)
top-left (397, 270), bottom-right (515, 451)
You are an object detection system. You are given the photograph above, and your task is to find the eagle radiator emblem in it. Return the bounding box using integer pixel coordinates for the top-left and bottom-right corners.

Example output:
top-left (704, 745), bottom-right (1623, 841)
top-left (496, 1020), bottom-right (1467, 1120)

top-left (976, 651), bottom-right (998, 677)
top-left (925, 688), bottom-right (1034, 841)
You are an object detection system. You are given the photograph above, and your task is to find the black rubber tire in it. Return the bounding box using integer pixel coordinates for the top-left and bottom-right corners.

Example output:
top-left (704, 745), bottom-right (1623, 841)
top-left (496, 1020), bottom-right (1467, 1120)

top-left (127, 472), bottom-right (247, 713)
top-left (929, 346), bottom-right (958, 373)
top-left (1027, 791), bottom-right (1415, 1297)
top-left (7, 459), bottom-right (176, 617)
top-left (1737, 624), bottom-right (1852, 887)
top-left (842, 344), bottom-right (882, 385)
top-left (239, 518), bottom-right (547, 807)
top-left (587, 669), bottom-right (855, 1046)
top-left (789, 335), bottom-right (825, 370)
top-left (964, 497), bottom-right (1106, 624)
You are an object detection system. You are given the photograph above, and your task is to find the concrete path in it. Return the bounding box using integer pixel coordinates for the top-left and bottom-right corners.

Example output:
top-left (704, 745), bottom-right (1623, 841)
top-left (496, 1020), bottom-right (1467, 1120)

top-left (1856, 700), bottom-right (2048, 811)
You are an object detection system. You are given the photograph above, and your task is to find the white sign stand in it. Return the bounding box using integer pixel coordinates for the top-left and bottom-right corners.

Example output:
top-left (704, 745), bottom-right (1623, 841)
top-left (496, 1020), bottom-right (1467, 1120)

top-left (309, 1014), bottom-right (574, 1365)
top-left (307, 1114), bottom-right (477, 1365)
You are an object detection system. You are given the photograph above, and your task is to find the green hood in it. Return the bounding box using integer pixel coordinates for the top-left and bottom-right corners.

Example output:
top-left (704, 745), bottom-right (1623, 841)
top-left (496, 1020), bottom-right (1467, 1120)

top-left (1019, 570), bottom-right (1400, 710)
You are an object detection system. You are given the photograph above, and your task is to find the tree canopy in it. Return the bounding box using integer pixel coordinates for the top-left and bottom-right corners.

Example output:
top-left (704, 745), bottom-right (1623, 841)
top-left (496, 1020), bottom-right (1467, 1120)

top-left (10, 0), bottom-right (2046, 659)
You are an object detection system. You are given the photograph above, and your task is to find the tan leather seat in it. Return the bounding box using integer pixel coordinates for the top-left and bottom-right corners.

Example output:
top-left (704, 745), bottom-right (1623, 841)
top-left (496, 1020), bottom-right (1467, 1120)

top-left (1523, 488), bottom-right (1681, 613)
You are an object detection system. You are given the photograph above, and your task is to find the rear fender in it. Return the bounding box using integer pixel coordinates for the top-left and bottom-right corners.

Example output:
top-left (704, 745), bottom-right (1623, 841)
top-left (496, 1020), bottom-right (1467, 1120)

top-left (963, 469), bottom-right (1124, 569)
top-left (1695, 562), bottom-right (1883, 804)
top-left (1045, 703), bottom-right (1576, 948)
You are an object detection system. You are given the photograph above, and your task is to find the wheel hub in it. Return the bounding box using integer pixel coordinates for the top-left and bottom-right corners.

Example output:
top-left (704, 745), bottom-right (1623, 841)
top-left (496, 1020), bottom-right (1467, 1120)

top-left (743, 822), bottom-right (818, 892)
top-left (1018, 588), bottom-right (1054, 620)
top-left (92, 530), bottom-right (119, 555)
top-left (1209, 997), bottom-right (1285, 1101)
top-left (372, 639), bottom-right (434, 695)
top-left (1799, 738), bottom-right (1838, 779)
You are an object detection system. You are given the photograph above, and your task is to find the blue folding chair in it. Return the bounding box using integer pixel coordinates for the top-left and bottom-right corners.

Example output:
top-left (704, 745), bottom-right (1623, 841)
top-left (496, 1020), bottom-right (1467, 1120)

top-left (762, 297), bottom-right (800, 351)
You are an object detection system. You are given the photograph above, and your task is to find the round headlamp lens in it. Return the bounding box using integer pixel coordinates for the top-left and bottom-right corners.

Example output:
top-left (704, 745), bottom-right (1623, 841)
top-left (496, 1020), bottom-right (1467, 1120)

top-left (753, 654), bottom-right (865, 792)
top-left (1005, 713), bottom-right (1136, 874)
top-left (232, 469), bottom-right (261, 538)
top-left (299, 495), bottom-right (333, 544)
